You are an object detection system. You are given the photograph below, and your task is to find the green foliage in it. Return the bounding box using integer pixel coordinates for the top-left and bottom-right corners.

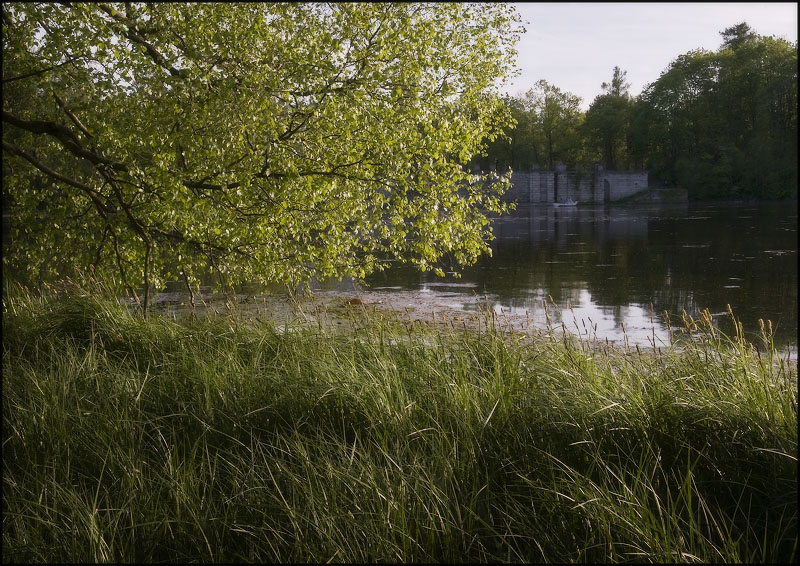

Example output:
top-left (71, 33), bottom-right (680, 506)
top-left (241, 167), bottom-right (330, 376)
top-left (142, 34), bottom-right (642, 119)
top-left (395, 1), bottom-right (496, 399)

top-left (474, 81), bottom-right (585, 173)
top-left (2, 3), bottom-right (523, 307)
top-left (524, 80), bottom-right (585, 170)
top-left (474, 95), bottom-right (536, 172)
top-left (583, 83), bottom-right (633, 171)
top-left (477, 24), bottom-right (796, 199)
top-left (639, 24), bottom-right (797, 198)
top-left (601, 65), bottom-right (631, 97)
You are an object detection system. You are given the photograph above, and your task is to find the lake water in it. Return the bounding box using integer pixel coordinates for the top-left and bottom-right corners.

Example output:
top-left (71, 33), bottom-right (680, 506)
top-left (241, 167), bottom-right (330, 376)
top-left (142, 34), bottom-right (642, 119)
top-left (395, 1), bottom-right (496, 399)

top-left (155, 200), bottom-right (797, 353)
top-left (359, 200), bottom-right (797, 350)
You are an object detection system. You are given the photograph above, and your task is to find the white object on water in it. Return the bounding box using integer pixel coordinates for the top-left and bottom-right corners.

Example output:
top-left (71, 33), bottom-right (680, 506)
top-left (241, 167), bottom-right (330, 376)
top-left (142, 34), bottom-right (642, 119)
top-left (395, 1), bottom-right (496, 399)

top-left (553, 199), bottom-right (578, 207)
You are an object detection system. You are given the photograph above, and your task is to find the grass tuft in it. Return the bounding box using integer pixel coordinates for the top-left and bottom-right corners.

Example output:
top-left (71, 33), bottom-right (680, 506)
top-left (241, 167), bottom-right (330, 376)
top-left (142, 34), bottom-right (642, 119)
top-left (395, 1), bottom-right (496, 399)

top-left (3, 285), bottom-right (796, 562)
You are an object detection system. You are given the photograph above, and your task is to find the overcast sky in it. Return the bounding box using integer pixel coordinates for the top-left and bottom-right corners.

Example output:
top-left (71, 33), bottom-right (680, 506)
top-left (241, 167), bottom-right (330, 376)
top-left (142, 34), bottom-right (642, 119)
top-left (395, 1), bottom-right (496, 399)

top-left (505, 2), bottom-right (798, 109)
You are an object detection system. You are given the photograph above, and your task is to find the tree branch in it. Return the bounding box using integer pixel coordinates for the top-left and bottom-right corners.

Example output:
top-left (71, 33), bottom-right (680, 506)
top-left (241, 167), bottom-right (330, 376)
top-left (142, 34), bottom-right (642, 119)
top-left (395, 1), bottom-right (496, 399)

top-left (2, 140), bottom-right (118, 233)
top-left (97, 3), bottom-right (187, 78)
top-left (2, 57), bottom-right (83, 83)
top-left (52, 91), bottom-right (93, 138)
top-left (2, 111), bottom-right (127, 171)
top-left (183, 180), bottom-right (240, 192)
top-left (3, 139), bottom-right (96, 195)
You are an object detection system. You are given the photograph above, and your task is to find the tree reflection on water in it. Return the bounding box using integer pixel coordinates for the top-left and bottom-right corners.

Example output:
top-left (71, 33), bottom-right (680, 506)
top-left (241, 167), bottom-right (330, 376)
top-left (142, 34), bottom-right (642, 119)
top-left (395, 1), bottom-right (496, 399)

top-left (365, 201), bottom-right (797, 350)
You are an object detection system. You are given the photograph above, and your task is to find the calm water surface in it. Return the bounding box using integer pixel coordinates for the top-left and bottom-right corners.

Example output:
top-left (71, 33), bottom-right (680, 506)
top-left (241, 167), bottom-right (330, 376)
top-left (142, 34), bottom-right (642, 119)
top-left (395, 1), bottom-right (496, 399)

top-left (362, 201), bottom-right (797, 350)
top-left (155, 201), bottom-right (796, 352)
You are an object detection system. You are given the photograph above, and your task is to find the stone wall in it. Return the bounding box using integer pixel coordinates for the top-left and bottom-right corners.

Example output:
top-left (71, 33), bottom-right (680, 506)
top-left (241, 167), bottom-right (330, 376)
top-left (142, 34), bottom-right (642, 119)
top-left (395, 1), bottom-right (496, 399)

top-left (501, 165), bottom-right (649, 204)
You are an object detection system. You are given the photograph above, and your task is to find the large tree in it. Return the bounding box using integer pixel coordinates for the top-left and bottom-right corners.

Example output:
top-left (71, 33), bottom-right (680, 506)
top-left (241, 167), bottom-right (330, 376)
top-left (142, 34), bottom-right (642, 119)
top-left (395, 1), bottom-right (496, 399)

top-left (523, 79), bottom-right (583, 170)
top-left (582, 67), bottom-right (633, 170)
top-left (2, 2), bottom-right (522, 309)
top-left (476, 81), bottom-right (584, 173)
top-left (639, 23), bottom-right (797, 198)
top-left (639, 48), bottom-right (720, 186)
top-left (474, 94), bottom-right (538, 173)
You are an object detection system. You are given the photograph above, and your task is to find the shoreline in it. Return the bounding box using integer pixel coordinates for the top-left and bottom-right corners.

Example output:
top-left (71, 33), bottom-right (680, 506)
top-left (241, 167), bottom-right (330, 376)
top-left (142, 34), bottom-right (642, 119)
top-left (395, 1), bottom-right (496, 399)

top-left (122, 287), bottom-right (798, 363)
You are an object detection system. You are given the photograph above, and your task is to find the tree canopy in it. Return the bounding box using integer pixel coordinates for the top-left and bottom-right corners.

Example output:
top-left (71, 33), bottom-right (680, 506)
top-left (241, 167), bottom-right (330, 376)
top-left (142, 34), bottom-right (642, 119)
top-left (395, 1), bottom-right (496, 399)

top-left (523, 80), bottom-right (583, 171)
top-left (583, 67), bottom-right (633, 171)
top-left (475, 81), bottom-right (585, 173)
top-left (479, 23), bottom-right (796, 200)
top-left (2, 2), bottom-right (523, 308)
top-left (640, 23), bottom-right (797, 197)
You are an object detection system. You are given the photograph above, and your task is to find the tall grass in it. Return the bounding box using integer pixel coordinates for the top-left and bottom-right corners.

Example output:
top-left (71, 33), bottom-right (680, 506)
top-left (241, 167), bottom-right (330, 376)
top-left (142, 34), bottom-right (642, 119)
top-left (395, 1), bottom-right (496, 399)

top-left (3, 281), bottom-right (797, 562)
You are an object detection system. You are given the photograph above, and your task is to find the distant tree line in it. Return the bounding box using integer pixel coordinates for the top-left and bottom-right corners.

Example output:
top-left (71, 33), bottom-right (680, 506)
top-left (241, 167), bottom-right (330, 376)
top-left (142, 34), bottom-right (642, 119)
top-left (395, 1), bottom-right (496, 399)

top-left (476, 23), bottom-right (797, 200)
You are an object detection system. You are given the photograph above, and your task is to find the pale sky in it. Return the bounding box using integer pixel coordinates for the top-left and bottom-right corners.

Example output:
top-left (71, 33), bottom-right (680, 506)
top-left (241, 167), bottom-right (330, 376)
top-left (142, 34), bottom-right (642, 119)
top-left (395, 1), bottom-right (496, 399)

top-left (505, 2), bottom-right (798, 109)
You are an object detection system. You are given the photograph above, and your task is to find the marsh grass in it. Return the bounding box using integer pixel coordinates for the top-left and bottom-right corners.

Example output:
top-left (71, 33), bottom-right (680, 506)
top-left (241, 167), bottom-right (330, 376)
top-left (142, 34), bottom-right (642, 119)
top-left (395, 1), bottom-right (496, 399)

top-left (3, 280), bottom-right (797, 562)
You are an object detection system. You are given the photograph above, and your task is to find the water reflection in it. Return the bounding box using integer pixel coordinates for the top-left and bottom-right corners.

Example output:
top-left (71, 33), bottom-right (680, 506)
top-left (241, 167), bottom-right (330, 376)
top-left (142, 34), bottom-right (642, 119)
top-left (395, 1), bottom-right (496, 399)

top-left (365, 201), bottom-right (798, 350)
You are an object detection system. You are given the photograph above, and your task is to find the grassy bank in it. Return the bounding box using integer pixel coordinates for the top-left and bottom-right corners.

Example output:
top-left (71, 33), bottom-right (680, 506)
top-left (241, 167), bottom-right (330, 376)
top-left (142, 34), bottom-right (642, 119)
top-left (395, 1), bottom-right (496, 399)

top-left (3, 283), bottom-right (797, 563)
